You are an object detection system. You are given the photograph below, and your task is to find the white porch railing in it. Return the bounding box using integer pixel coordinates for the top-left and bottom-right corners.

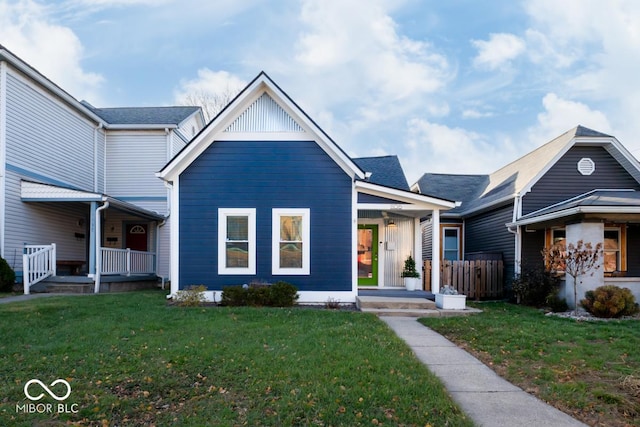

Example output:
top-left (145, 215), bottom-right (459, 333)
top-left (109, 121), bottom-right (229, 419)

top-left (100, 248), bottom-right (156, 275)
top-left (23, 244), bottom-right (56, 294)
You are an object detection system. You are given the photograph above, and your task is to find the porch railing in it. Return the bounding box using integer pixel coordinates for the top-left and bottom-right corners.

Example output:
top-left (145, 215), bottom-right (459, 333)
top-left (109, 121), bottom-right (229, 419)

top-left (23, 244), bottom-right (56, 294)
top-left (100, 248), bottom-right (156, 275)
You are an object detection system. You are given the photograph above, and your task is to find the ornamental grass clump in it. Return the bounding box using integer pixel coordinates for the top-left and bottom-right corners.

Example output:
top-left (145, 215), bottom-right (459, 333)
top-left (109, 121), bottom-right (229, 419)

top-left (174, 285), bottom-right (207, 307)
top-left (581, 285), bottom-right (639, 318)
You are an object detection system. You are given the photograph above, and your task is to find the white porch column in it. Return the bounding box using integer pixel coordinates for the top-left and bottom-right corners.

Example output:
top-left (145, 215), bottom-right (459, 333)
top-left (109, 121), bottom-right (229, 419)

top-left (431, 209), bottom-right (440, 294)
top-left (413, 217), bottom-right (423, 289)
top-left (565, 222), bottom-right (604, 308)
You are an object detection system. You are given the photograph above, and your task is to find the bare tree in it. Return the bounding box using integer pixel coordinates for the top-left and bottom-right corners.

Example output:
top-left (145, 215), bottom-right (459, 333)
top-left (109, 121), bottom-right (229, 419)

top-left (542, 239), bottom-right (603, 314)
top-left (180, 87), bottom-right (240, 122)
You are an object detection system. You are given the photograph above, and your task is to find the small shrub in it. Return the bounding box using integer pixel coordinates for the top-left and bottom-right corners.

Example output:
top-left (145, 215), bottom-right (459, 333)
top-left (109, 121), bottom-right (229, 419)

top-left (221, 282), bottom-right (298, 307)
top-left (511, 266), bottom-right (560, 306)
top-left (0, 257), bottom-right (16, 293)
top-left (174, 285), bottom-right (207, 307)
top-left (581, 285), bottom-right (639, 318)
top-left (546, 288), bottom-right (569, 313)
top-left (221, 285), bottom-right (248, 306)
top-left (324, 297), bottom-right (341, 310)
top-left (269, 281), bottom-right (299, 307)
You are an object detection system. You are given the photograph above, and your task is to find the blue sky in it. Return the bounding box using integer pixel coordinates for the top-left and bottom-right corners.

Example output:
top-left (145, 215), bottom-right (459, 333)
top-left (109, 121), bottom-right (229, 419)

top-left (2, 0), bottom-right (639, 184)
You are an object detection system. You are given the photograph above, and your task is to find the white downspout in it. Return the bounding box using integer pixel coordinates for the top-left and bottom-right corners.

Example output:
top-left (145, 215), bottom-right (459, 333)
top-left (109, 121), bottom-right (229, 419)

top-left (94, 201), bottom-right (109, 293)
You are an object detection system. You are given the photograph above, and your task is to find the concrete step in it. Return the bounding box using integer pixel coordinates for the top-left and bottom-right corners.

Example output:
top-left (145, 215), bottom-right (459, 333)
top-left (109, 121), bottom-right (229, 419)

top-left (356, 296), bottom-right (436, 310)
top-left (45, 283), bottom-right (93, 294)
top-left (361, 306), bottom-right (483, 317)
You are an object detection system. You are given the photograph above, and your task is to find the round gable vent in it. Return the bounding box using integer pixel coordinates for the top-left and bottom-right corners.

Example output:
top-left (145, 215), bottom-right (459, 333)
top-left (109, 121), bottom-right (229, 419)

top-left (577, 157), bottom-right (595, 176)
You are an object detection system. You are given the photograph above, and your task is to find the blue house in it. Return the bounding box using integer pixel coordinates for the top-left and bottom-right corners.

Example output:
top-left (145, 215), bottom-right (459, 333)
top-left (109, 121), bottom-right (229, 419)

top-left (158, 72), bottom-right (455, 303)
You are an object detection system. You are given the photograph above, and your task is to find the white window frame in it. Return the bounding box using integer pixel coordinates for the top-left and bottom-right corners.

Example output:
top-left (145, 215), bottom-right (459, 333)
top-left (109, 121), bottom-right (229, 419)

top-left (442, 226), bottom-right (461, 261)
top-left (218, 208), bottom-right (256, 275)
top-left (272, 208), bottom-right (310, 275)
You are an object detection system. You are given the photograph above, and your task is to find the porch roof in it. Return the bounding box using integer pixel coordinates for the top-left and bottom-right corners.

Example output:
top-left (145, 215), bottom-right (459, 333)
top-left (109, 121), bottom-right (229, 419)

top-left (507, 189), bottom-right (640, 228)
top-left (355, 180), bottom-right (457, 218)
top-left (20, 181), bottom-right (165, 221)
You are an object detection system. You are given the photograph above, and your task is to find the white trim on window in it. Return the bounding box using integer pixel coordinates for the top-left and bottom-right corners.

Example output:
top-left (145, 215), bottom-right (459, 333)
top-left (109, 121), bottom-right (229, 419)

top-left (272, 208), bottom-right (310, 275)
top-left (218, 208), bottom-right (256, 275)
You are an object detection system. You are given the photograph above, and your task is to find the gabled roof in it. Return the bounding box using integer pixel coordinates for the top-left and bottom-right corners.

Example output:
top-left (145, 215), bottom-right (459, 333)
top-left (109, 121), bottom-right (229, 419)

top-left (83, 104), bottom-right (201, 127)
top-left (413, 173), bottom-right (487, 214)
top-left (413, 125), bottom-right (640, 216)
top-left (158, 72), bottom-right (365, 181)
top-left (353, 155), bottom-right (410, 190)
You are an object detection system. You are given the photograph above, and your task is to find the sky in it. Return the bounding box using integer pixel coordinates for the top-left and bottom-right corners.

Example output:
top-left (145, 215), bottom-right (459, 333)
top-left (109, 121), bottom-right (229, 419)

top-left (1, 0), bottom-right (639, 185)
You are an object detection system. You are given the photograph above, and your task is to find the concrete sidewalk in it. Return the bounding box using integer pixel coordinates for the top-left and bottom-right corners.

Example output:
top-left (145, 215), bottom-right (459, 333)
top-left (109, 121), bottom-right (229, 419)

top-left (381, 316), bottom-right (587, 427)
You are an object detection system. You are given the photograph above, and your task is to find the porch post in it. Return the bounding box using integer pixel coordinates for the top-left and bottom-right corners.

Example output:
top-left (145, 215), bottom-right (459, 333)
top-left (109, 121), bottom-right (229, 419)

top-left (413, 217), bottom-right (423, 288)
top-left (431, 209), bottom-right (440, 294)
top-left (88, 201), bottom-right (97, 276)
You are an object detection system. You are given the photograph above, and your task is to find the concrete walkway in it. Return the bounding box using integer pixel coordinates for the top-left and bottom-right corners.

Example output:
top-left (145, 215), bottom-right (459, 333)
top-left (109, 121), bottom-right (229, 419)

top-left (381, 316), bottom-right (587, 427)
top-left (0, 293), bottom-right (84, 304)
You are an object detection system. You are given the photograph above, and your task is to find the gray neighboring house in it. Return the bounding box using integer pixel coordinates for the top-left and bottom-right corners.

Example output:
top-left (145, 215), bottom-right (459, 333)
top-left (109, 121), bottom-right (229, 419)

top-left (0, 44), bottom-right (205, 292)
top-left (414, 126), bottom-right (640, 306)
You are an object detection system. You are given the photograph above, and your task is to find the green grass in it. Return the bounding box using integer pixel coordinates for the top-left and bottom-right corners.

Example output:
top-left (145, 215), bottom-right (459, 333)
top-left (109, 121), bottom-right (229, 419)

top-left (0, 291), bottom-right (472, 426)
top-left (420, 302), bottom-right (640, 427)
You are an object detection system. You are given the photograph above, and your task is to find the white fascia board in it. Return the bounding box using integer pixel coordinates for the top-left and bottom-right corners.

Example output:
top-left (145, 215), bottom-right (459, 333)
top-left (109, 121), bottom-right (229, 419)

top-left (506, 205), bottom-right (640, 228)
top-left (0, 49), bottom-right (105, 126)
top-left (105, 124), bottom-right (178, 130)
top-left (355, 181), bottom-right (456, 209)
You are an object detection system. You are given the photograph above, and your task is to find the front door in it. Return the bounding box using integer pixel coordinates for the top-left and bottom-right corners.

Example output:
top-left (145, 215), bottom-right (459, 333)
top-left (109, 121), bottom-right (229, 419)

top-left (125, 223), bottom-right (148, 251)
top-left (357, 224), bottom-right (378, 286)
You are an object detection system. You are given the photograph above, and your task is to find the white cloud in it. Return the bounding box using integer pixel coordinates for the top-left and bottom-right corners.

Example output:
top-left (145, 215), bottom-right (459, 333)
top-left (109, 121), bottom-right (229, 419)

top-left (402, 119), bottom-right (517, 182)
top-left (472, 33), bottom-right (526, 70)
top-left (528, 93), bottom-right (612, 145)
top-left (0, 0), bottom-right (104, 102)
top-left (174, 69), bottom-right (246, 99)
top-left (290, 0), bottom-right (451, 116)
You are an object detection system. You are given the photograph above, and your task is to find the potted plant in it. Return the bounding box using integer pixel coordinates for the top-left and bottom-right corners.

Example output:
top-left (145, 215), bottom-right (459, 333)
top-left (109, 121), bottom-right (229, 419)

top-left (401, 255), bottom-right (421, 291)
top-left (435, 285), bottom-right (466, 309)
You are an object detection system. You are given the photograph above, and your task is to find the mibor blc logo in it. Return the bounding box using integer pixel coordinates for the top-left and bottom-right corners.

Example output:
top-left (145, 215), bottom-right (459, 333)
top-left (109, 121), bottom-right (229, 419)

top-left (16, 379), bottom-right (79, 414)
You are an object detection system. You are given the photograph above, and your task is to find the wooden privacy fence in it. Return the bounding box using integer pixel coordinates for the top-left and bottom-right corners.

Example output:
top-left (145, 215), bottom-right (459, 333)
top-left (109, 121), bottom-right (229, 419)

top-left (424, 260), bottom-right (504, 300)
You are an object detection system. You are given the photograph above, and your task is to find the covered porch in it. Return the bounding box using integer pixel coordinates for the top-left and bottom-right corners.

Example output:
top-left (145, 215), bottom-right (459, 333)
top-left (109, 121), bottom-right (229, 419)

top-left (510, 190), bottom-right (640, 306)
top-left (20, 181), bottom-right (165, 294)
top-left (355, 181), bottom-right (456, 293)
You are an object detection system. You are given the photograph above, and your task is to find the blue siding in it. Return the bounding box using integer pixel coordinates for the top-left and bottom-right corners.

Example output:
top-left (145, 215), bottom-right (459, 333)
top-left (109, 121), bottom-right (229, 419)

top-left (178, 140), bottom-right (353, 291)
top-left (522, 146), bottom-right (640, 215)
top-left (464, 204), bottom-right (515, 282)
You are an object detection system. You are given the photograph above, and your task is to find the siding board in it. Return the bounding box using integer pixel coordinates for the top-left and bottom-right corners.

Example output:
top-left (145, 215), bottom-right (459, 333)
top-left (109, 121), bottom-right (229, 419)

top-left (178, 140), bottom-right (353, 291)
top-left (522, 146), bottom-right (640, 215)
top-left (464, 204), bottom-right (515, 282)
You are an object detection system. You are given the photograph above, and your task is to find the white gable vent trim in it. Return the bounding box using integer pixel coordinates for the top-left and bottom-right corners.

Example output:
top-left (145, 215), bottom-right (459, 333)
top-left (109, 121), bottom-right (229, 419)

top-left (577, 157), bottom-right (595, 176)
top-left (225, 93), bottom-right (304, 133)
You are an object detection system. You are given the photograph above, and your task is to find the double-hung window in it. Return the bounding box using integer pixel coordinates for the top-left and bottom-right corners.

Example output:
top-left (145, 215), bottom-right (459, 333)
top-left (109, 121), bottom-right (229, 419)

top-left (272, 208), bottom-right (310, 275)
top-left (442, 227), bottom-right (461, 261)
top-left (604, 228), bottom-right (621, 273)
top-left (218, 208), bottom-right (256, 275)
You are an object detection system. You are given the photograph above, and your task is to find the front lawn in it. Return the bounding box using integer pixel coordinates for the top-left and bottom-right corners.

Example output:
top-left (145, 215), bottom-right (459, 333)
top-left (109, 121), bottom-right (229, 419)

top-left (0, 291), bottom-right (472, 426)
top-left (420, 302), bottom-right (640, 427)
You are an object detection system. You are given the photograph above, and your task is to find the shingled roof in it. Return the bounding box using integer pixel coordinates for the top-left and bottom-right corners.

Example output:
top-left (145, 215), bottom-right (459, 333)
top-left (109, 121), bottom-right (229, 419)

top-left (353, 155), bottom-right (410, 190)
top-left (412, 125), bottom-right (625, 216)
top-left (83, 103), bottom-right (200, 126)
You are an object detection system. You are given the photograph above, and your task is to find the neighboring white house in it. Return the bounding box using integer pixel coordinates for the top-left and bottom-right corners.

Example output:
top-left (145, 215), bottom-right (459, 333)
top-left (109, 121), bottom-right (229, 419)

top-left (0, 44), bottom-right (205, 292)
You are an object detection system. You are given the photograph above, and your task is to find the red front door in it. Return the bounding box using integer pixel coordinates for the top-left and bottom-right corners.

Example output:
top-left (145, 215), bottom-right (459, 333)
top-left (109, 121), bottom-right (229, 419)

top-left (126, 224), bottom-right (148, 251)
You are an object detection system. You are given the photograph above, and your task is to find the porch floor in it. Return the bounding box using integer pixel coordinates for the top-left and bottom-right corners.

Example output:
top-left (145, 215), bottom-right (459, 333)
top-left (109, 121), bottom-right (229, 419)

top-left (31, 274), bottom-right (160, 294)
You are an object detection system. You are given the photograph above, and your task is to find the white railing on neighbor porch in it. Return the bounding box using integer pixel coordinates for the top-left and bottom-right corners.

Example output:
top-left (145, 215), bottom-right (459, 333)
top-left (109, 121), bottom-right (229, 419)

top-left (23, 244), bottom-right (56, 294)
top-left (100, 248), bottom-right (156, 275)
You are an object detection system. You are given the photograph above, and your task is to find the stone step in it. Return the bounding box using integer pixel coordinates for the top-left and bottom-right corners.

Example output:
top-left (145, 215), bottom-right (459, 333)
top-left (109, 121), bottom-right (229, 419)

top-left (356, 296), bottom-right (436, 310)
